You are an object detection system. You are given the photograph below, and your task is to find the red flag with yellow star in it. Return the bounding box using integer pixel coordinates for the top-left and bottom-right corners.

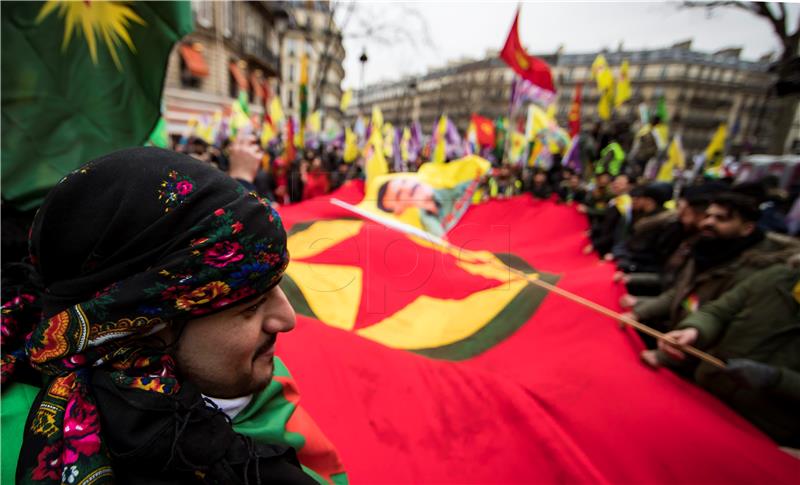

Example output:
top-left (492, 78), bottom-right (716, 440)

top-left (499, 9), bottom-right (555, 93)
top-left (471, 114), bottom-right (496, 148)
top-left (568, 82), bottom-right (583, 137)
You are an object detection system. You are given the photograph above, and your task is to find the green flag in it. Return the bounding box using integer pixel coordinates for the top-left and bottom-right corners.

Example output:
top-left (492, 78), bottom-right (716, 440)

top-left (147, 116), bottom-right (170, 148)
top-left (494, 116), bottom-right (507, 162)
top-left (655, 95), bottom-right (669, 123)
top-left (238, 89), bottom-right (250, 116)
top-left (2, 1), bottom-right (193, 210)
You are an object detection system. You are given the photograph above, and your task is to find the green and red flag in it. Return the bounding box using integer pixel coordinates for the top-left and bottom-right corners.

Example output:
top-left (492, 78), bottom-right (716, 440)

top-left (233, 358), bottom-right (348, 485)
top-left (1, 1), bottom-right (193, 210)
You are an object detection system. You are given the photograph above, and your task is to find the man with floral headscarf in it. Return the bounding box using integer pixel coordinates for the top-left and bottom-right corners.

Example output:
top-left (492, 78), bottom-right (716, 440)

top-left (1, 148), bottom-right (345, 484)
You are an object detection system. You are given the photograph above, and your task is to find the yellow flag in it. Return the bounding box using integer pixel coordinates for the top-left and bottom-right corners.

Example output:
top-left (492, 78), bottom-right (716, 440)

top-left (344, 127), bottom-right (358, 163)
top-left (654, 124), bottom-right (670, 150)
top-left (383, 123), bottom-right (395, 158)
top-left (615, 60), bottom-right (631, 108)
top-left (308, 110), bottom-right (321, 133)
top-left (598, 69), bottom-right (614, 93)
top-left (260, 121), bottom-right (276, 148)
top-left (526, 104), bottom-right (554, 139)
top-left (230, 101), bottom-right (251, 137)
top-left (371, 105), bottom-right (384, 132)
top-left (598, 90), bottom-right (613, 120)
top-left (183, 116), bottom-right (198, 139)
top-left (704, 124), bottom-right (727, 169)
top-left (592, 55), bottom-right (614, 92)
top-left (197, 121), bottom-right (214, 144)
top-left (340, 89), bottom-right (353, 112)
top-left (300, 53), bottom-right (308, 85)
top-left (401, 127), bottom-right (411, 161)
top-left (365, 129), bottom-right (388, 186)
top-left (591, 54), bottom-right (608, 78)
top-left (545, 104), bottom-right (557, 121)
top-left (527, 139), bottom-right (544, 167)
top-left (592, 54), bottom-right (615, 119)
top-left (509, 132), bottom-right (527, 162)
top-left (432, 115), bottom-right (447, 164)
top-left (269, 98), bottom-right (285, 125)
top-left (657, 135), bottom-right (685, 182)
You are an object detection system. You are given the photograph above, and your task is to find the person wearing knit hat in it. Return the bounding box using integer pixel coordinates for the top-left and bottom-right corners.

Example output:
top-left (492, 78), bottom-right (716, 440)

top-left (1, 148), bottom-right (320, 484)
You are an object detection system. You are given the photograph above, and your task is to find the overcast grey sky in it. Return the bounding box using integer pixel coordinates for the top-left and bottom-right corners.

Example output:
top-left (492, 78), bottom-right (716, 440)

top-left (337, 1), bottom-right (799, 89)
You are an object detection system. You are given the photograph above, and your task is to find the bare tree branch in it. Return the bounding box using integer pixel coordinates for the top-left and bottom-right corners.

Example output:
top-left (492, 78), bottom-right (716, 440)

top-left (754, 2), bottom-right (786, 39)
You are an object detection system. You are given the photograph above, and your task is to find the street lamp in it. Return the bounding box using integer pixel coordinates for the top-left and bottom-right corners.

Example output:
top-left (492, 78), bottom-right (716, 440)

top-left (359, 47), bottom-right (368, 112)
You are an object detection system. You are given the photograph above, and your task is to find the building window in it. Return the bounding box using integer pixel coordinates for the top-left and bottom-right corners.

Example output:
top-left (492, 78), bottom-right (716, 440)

top-left (229, 70), bottom-right (238, 98)
top-left (180, 56), bottom-right (202, 89)
top-left (288, 89), bottom-right (295, 109)
top-left (223, 1), bottom-right (234, 38)
top-left (192, 0), bottom-right (213, 29)
top-left (288, 63), bottom-right (295, 83)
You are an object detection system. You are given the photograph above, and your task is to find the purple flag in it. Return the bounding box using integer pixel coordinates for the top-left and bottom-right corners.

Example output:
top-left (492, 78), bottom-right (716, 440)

top-left (393, 126), bottom-right (403, 172)
top-left (445, 119), bottom-right (464, 160)
top-left (563, 135), bottom-right (582, 175)
top-left (409, 121), bottom-right (422, 162)
top-left (511, 77), bottom-right (556, 114)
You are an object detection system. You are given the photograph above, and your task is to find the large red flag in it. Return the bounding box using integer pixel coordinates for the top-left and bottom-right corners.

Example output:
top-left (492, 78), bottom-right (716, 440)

top-left (568, 82), bottom-right (583, 137)
top-left (274, 182), bottom-right (800, 484)
top-left (471, 114), bottom-right (496, 147)
top-left (500, 9), bottom-right (555, 92)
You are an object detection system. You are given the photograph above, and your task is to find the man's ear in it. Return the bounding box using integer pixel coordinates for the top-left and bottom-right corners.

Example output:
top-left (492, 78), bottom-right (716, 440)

top-left (740, 221), bottom-right (756, 237)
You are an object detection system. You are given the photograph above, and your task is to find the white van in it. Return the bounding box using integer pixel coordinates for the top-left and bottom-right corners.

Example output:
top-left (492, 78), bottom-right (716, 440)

top-left (734, 155), bottom-right (800, 191)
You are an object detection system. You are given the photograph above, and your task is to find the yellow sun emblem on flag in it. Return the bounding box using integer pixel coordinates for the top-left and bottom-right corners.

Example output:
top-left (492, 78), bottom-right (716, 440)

top-left (514, 50), bottom-right (530, 70)
top-left (35, 1), bottom-right (146, 70)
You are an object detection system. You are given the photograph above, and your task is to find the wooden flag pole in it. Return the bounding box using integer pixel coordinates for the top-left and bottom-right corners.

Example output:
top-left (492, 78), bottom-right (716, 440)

top-left (330, 198), bottom-right (727, 370)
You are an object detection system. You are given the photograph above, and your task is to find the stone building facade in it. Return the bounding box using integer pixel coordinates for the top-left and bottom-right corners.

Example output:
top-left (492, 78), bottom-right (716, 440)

top-left (278, 1), bottom-right (346, 135)
top-left (348, 41), bottom-right (797, 155)
top-left (162, 1), bottom-right (346, 139)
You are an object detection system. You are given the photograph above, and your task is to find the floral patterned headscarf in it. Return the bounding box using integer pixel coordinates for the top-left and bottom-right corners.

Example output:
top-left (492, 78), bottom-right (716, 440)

top-left (1, 147), bottom-right (290, 483)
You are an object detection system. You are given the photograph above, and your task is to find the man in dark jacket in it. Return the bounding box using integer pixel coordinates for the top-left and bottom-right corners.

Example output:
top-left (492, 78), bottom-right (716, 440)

top-left (656, 263), bottom-right (800, 447)
top-left (557, 169), bottom-right (587, 205)
top-left (530, 168), bottom-right (552, 200)
top-left (618, 182), bottom-right (726, 300)
top-left (626, 192), bottom-right (800, 349)
top-left (611, 183), bottom-right (671, 264)
top-left (585, 173), bottom-right (633, 258)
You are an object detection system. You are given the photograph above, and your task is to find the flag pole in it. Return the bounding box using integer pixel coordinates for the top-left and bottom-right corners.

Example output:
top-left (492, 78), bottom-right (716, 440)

top-left (502, 76), bottom-right (518, 165)
top-left (330, 198), bottom-right (727, 370)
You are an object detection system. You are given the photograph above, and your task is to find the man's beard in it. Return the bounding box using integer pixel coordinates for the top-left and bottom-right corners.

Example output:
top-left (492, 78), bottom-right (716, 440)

top-left (692, 229), bottom-right (764, 272)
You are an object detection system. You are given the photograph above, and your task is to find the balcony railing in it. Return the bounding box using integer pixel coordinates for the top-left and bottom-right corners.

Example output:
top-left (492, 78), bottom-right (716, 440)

top-left (242, 35), bottom-right (280, 75)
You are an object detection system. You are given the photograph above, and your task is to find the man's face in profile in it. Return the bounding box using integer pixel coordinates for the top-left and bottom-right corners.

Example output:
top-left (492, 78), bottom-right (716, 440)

top-left (379, 177), bottom-right (438, 215)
